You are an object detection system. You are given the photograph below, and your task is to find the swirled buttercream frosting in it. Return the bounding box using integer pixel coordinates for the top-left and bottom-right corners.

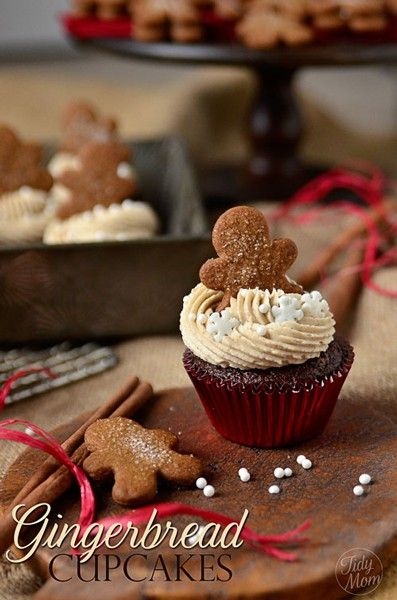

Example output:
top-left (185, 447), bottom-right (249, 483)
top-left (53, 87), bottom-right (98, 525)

top-left (43, 199), bottom-right (158, 243)
top-left (0, 187), bottom-right (54, 244)
top-left (180, 283), bottom-right (335, 370)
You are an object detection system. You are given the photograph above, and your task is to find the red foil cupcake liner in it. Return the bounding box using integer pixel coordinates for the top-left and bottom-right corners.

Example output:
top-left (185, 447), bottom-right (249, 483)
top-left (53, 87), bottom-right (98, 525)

top-left (183, 345), bottom-right (354, 448)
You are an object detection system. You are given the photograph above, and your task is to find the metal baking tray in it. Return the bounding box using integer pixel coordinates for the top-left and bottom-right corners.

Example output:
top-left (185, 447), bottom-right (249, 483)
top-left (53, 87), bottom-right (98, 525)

top-left (0, 137), bottom-right (212, 345)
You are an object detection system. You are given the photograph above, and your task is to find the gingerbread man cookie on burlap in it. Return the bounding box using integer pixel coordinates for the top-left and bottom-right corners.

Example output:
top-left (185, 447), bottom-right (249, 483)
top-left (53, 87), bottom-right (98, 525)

top-left (200, 205), bottom-right (302, 310)
top-left (83, 416), bottom-right (202, 505)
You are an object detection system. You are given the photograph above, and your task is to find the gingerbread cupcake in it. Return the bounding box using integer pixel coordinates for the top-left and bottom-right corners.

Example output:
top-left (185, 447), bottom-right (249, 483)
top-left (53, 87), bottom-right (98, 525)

top-left (180, 206), bottom-right (354, 448)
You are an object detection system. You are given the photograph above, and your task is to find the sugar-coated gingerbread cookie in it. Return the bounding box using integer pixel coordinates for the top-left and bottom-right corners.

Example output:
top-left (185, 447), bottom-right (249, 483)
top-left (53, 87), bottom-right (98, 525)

top-left (83, 416), bottom-right (202, 506)
top-left (200, 205), bottom-right (302, 310)
top-left (56, 141), bottom-right (136, 219)
top-left (0, 126), bottom-right (53, 195)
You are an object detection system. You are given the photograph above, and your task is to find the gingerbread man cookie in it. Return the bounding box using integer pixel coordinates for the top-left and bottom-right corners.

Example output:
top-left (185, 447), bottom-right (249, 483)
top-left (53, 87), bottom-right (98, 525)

top-left (83, 416), bottom-right (202, 506)
top-left (56, 141), bottom-right (136, 219)
top-left (237, 5), bottom-right (313, 48)
top-left (60, 102), bottom-right (118, 154)
top-left (200, 206), bottom-right (302, 310)
top-left (132, 0), bottom-right (205, 42)
top-left (0, 126), bottom-right (53, 196)
top-left (71, 0), bottom-right (131, 19)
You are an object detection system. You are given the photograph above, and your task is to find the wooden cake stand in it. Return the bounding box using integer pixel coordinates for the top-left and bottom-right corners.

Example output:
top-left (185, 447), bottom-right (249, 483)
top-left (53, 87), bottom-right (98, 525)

top-left (71, 32), bottom-right (397, 201)
top-left (1, 387), bottom-right (397, 599)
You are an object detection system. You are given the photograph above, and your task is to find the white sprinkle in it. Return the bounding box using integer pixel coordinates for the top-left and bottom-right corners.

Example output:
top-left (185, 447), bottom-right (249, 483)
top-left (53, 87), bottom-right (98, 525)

top-left (203, 485), bottom-right (215, 498)
top-left (274, 467), bottom-right (285, 479)
top-left (259, 303), bottom-right (269, 314)
top-left (302, 459), bottom-right (312, 470)
top-left (117, 162), bottom-right (133, 179)
top-left (197, 313), bottom-right (207, 324)
top-left (268, 485), bottom-right (280, 494)
top-left (284, 468), bottom-right (293, 477)
top-left (183, 295), bottom-right (189, 303)
top-left (238, 468), bottom-right (250, 482)
top-left (296, 455), bottom-right (306, 465)
top-left (188, 313), bottom-right (197, 321)
top-left (20, 185), bottom-right (33, 197)
top-left (196, 477), bottom-right (207, 489)
top-left (93, 204), bottom-right (106, 215)
top-left (186, 525), bottom-right (205, 546)
top-left (353, 485), bottom-right (365, 496)
top-left (359, 474), bottom-right (372, 485)
top-left (109, 203), bottom-right (121, 213)
top-left (94, 231), bottom-right (106, 241)
top-left (240, 289), bottom-right (248, 298)
top-left (255, 324), bottom-right (267, 336)
top-left (122, 198), bottom-right (135, 208)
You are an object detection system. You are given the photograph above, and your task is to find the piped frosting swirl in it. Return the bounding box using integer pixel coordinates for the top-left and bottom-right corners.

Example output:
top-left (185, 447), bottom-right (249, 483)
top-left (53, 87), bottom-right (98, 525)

top-left (180, 283), bottom-right (335, 370)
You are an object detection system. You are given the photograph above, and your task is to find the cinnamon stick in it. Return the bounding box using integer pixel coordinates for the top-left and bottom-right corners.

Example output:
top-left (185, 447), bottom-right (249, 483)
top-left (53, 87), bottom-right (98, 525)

top-left (322, 242), bottom-right (365, 329)
top-left (0, 378), bottom-right (153, 557)
top-left (297, 198), bottom-right (395, 290)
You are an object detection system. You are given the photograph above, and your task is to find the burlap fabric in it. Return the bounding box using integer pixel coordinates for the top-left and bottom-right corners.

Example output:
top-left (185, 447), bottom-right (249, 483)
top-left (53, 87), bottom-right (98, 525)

top-left (0, 61), bottom-right (396, 599)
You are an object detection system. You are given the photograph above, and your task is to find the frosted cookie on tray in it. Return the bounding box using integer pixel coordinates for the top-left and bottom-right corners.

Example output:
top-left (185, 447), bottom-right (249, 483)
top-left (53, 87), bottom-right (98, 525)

top-left (44, 140), bottom-right (157, 243)
top-left (0, 125), bottom-right (55, 244)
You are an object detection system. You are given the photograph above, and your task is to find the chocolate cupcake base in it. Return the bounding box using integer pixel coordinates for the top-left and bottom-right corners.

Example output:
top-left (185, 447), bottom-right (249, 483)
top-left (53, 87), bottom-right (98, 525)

top-left (183, 337), bottom-right (354, 448)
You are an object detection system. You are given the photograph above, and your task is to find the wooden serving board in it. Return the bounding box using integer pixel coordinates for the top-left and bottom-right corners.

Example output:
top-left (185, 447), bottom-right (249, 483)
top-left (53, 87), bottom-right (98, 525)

top-left (1, 387), bottom-right (397, 600)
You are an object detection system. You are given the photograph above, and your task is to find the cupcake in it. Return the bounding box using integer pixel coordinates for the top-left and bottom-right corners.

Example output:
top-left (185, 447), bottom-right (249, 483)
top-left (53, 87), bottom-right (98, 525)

top-left (180, 206), bottom-right (354, 448)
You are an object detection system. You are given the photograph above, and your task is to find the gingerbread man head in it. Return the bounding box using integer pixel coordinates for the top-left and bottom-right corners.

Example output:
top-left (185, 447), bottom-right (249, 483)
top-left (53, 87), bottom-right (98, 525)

top-left (200, 206), bottom-right (302, 310)
top-left (60, 101), bottom-right (118, 154)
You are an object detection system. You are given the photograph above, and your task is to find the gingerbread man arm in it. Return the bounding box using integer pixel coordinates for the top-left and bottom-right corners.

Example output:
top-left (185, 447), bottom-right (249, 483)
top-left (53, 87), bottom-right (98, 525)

top-left (199, 258), bottom-right (227, 292)
top-left (159, 452), bottom-right (202, 485)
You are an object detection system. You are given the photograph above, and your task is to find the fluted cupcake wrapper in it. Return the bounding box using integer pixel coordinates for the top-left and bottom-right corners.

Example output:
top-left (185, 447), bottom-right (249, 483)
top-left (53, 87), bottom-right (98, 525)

top-left (183, 346), bottom-right (354, 448)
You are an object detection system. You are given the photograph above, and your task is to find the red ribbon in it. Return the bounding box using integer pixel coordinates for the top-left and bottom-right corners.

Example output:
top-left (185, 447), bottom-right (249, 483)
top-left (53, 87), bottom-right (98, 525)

top-left (0, 368), bottom-right (56, 410)
top-left (89, 503), bottom-right (310, 562)
top-left (269, 164), bottom-right (397, 298)
top-left (0, 418), bottom-right (95, 531)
